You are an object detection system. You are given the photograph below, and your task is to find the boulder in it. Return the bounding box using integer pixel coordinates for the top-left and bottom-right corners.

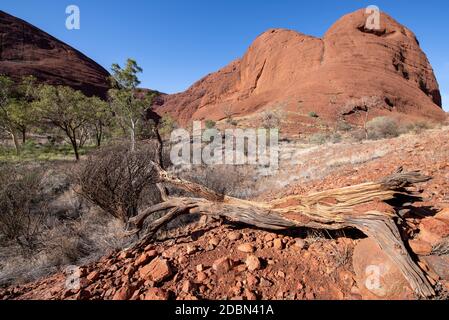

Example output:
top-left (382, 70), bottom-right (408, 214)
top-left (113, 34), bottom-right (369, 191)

top-left (139, 258), bottom-right (173, 283)
top-left (245, 255), bottom-right (262, 272)
top-left (352, 238), bottom-right (414, 300)
top-left (418, 217), bottom-right (449, 246)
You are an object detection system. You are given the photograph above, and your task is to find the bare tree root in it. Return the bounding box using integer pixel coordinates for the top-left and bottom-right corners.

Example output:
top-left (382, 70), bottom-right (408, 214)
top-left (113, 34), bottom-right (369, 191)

top-left (129, 166), bottom-right (434, 298)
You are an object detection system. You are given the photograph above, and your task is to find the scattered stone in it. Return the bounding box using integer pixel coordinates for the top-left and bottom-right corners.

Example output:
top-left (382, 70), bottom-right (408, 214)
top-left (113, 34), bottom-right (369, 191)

top-left (209, 237), bottom-right (220, 247)
top-left (273, 238), bottom-right (284, 250)
top-left (134, 252), bottom-right (156, 268)
top-left (228, 232), bottom-right (242, 241)
top-left (178, 255), bottom-right (188, 264)
top-left (435, 208), bottom-right (449, 223)
top-left (409, 239), bottom-right (432, 256)
top-left (338, 270), bottom-right (355, 287)
top-left (245, 289), bottom-right (257, 300)
top-left (144, 244), bottom-right (155, 252)
top-left (197, 272), bottom-right (207, 282)
top-left (294, 238), bottom-right (306, 249)
top-left (237, 243), bottom-right (255, 253)
top-left (186, 245), bottom-right (198, 255)
top-left (418, 217), bottom-right (449, 246)
top-left (196, 264), bottom-right (204, 272)
top-left (119, 251), bottom-right (133, 260)
top-left (139, 258), bottom-right (173, 283)
top-left (124, 265), bottom-right (136, 276)
top-left (259, 278), bottom-right (273, 287)
top-left (236, 264), bottom-right (247, 272)
top-left (245, 255), bottom-right (261, 272)
top-left (277, 271), bottom-right (285, 279)
top-left (212, 257), bottom-right (232, 274)
top-left (246, 274), bottom-right (259, 287)
top-left (86, 271), bottom-right (100, 282)
top-left (305, 291), bottom-right (315, 300)
top-left (143, 288), bottom-right (169, 300)
top-left (112, 285), bottom-right (134, 300)
top-left (182, 280), bottom-right (194, 293)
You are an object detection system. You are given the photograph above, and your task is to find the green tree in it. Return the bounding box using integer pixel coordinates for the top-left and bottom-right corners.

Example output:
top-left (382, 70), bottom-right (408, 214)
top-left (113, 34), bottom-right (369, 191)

top-left (0, 75), bottom-right (39, 153)
top-left (14, 76), bottom-right (38, 143)
top-left (88, 96), bottom-right (112, 147)
top-left (34, 85), bottom-right (94, 161)
top-left (108, 59), bottom-right (154, 152)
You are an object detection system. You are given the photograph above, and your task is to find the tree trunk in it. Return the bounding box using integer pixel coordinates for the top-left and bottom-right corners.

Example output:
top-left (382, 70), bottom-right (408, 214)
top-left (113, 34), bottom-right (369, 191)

top-left (96, 123), bottom-right (103, 147)
top-left (68, 129), bottom-right (80, 161)
top-left (154, 125), bottom-right (164, 169)
top-left (130, 120), bottom-right (136, 152)
top-left (128, 166), bottom-right (435, 298)
top-left (10, 131), bottom-right (20, 155)
top-left (21, 127), bottom-right (26, 144)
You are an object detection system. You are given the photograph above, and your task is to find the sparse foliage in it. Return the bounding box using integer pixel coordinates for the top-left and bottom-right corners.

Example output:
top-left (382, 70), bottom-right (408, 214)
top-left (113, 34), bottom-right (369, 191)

top-left (260, 110), bottom-right (282, 129)
top-left (158, 115), bottom-right (178, 137)
top-left (76, 144), bottom-right (161, 225)
top-left (205, 119), bottom-right (216, 129)
top-left (34, 85), bottom-right (96, 160)
top-left (308, 111), bottom-right (319, 118)
top-left (0, 165), bottom-right (46, 251)
top-left (108, 59), bottom-right (155, 152)
top-left (366, 116), bottom-right (399, 140)
top-left (0, 75), bottom-right (38, 154)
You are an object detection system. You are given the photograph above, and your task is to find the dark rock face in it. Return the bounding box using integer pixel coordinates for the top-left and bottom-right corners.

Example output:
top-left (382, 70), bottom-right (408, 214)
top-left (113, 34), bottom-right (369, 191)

top-left (0, 10), bottom-right (110, 98)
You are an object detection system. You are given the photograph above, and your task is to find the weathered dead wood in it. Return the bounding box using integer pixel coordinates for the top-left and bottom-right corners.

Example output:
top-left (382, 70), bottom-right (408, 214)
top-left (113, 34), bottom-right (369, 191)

top-left (130, 166), bottom-right (434, 298)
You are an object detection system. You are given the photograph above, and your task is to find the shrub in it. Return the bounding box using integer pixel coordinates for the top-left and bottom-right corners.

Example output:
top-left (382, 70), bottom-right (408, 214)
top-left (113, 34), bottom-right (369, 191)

top-left (308, 132), bottom-right (341, 145)
top-left (229, 119), bottom-right (239, 127)
top-left (75, 144), bottom-right (162, 224)
top-left (308, 111), bottom-right (319, 118)
top-left (366, 116), bottom-right (399, 140)
top-left (159, 115), bottom-right (178, 137)
top-left (401, 121), bottom-right (434, 134)
top-left (336, 121), bottom-right (353, 132)
top-left (260, 110), bottom-right (282, 129)
top-left (0, 165), bottom-right (47, 251)
top-left (205, 120), bottom-right (216, 129)
top-left (308, 133), bottom-right (328, 145)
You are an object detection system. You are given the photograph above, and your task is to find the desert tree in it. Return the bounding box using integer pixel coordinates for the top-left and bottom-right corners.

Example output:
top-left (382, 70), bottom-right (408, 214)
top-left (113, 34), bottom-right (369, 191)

top-left (341, 96), bottom-right (382, 139)
top-left (0, 75), bottom-right (37, 153)
top-left (0, 75), bottom-right (21, 153)
top-left (34, 85), bottom-right (95, 161)
top-left (0, 164), bottom-right (46, 252)
top-left (108, 59), bottom-right (155, 152)
top-left (75, 144), bottom-right (162, 226)
top-left (87, 96), bottom-right (112, 147)
top-left (15, 76), bottom-right (39, 143)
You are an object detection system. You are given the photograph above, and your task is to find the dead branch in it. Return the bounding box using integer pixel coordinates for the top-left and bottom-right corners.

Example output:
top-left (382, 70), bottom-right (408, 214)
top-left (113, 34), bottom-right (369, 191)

top-left (129, 166), bottom-right (435, 298)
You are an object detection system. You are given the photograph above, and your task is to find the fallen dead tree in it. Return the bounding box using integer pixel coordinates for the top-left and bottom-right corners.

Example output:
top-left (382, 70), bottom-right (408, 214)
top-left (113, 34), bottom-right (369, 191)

top-left (127, 165), bottom-right (435, 298)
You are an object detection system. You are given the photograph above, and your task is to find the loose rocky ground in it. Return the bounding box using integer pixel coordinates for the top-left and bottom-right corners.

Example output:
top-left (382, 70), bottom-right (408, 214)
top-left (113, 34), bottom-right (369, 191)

top-left (1, 127), bottom-right (449, 300)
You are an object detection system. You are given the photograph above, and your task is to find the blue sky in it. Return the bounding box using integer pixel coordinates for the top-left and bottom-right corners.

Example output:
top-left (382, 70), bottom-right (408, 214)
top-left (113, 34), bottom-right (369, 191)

top-left (1, 0), bottom-right (448, 110)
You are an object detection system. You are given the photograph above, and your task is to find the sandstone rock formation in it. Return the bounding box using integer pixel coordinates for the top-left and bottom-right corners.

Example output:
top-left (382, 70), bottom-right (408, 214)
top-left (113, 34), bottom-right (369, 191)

top-left (0, 10), bottom-right (110, 98)
top-left (155, 9), bottom-right (445, 132)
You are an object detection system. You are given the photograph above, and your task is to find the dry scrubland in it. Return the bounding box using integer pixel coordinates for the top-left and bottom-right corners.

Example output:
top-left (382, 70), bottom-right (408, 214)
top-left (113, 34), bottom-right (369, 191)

top-left (1, 119), bottom-right (449, 300)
